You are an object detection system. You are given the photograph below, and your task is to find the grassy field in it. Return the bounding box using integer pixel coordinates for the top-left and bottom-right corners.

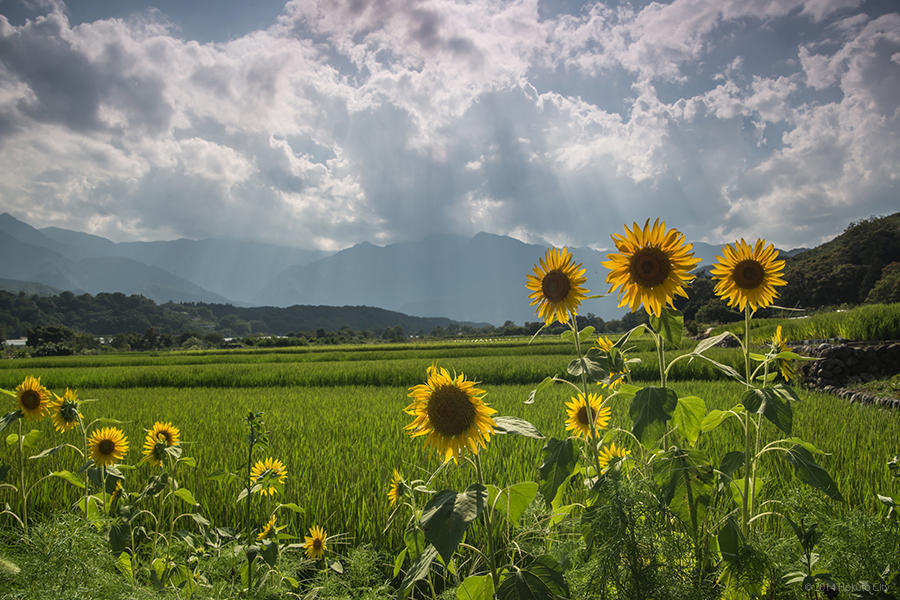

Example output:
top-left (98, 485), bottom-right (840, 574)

top-left (2, 337), bottom-right (898, 551)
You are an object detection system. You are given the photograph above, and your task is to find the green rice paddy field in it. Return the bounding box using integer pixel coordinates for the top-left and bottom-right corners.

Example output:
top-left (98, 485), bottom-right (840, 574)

top-left (2, 337), bottom-right (898, 550)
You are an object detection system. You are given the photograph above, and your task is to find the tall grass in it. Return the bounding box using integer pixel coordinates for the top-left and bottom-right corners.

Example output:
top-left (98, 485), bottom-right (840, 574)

top-left (9, 380), bottom-right (899, 550)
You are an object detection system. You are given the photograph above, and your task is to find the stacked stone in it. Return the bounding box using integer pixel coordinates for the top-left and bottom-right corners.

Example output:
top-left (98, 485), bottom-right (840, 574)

top-left (794, 341), bottom-right (900, 409)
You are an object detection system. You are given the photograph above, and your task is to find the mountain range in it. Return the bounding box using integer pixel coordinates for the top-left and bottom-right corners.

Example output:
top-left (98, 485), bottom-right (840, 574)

top-left (0, 212), bottom-right (795, 324)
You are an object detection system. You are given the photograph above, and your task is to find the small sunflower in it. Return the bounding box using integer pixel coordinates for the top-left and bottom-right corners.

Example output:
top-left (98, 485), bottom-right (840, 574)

top-left (710, 238), bottom-right (786, 312)
top-left (404, 365), bottom-right (497, 463)
top-left (564, 393), bottom-right (611, 440)
top-left (303, 525), bottom-right (327, 560)
top-left (388, 469), bottom-right (405, 508)
top-left (526, 247), bottom-right (589, 325)
top-left (603, 219), bottom-right (700, 317)
top-left (598, 442), bottom-right (629, 472)
top-left (250, 457), bottom-right (288, 496)
top-left (89, 427), bottom-right (129, 467)
top-left (48, 388), bottom-right (81, 432)
top-left (142, 421), bottom-right (181, 467)
top-left (257, 515), bottom-right (277, 542)
top-left (771, 325), bottom-right (795, 383)
top-left (15, 376), bottom-right (51, 421)
top-left (594, 336), bottom-right (615, 353)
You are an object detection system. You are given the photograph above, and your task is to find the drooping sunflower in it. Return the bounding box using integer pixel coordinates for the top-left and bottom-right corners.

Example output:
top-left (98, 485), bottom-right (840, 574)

top-left (303, 525), bottom-right (327, 560)
top-left (250, 457), bottom-right (288, 496)
top-left (564, 393), bottom-right (611, 440)
top-left (388, 469), bottom-right (405, 508)
top-left (598, 442), bottom-right (629, 472)
top-left (48, 388), bottom-right (81, 432)
top-left (89, 427), bottom-right (129, 467)
top-left (603, 219), bottom-right (700, 317)
top-left (142, 421), bottom-right (181, 467)
top-left (257, 514), bottom-right (277, 542)
top-left (404, 365), bottom-right (497, 463)
top-left (15, 376), bottom-right (51, 421)
top-left (526, 247), bottom-right (589, 325)
top-left (771, 325), bottom-right (795, 383)
top-left (710, 238), bottom-right (786, 312)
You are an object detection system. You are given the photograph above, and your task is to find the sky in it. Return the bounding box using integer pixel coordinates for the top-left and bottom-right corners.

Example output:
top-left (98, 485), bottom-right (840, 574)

top-left (0, 0), bottom-right (897, 252)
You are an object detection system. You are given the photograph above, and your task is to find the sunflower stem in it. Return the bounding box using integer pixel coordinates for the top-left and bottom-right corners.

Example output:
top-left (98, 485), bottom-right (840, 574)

top-left (742, 306), bottom-right (753, 535)
top-left (17, 420), bottom-right (26, 533)
top-left (474, 452), bottom-right (499, 594)
top-left (570, 313), bottom-right (604, 483)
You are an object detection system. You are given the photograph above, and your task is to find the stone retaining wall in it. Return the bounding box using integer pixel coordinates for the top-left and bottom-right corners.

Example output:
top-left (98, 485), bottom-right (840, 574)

top-left (794, 341), bottom-right (900, 409)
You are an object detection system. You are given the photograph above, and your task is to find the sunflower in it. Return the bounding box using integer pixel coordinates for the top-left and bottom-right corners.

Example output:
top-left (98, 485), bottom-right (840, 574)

top-left (303, 525), bottom-right (327, 560)
top-left (603, 219), bottom-right (700, 317)
top-left (388, 469), bottom-right (405, 508)
top-left (771, 325), bottom-right (795, 383)
top-left (595, 336), bottom-right (615, 353)
top-left (257, 514), bottom-right (277, 542)
top-left (404, 365), bottom-right (497, 463)
top-left (250, 457), bottom-right (288, 496)
top-left (15, 376), bottom-right (51, 421)
top-left (89, 427), bottom-right (129, 467)
top-left (142, 421), bottom-right (181, 467)
top-left (564, 393), bottom-right (611, 440)
top-left (598, 442), bottom-right (629, 472)
top-left (710, 238), bottom-right (786, 312)
top-left (49, 388), bottom-right (81, 432)
top-left (526, 247), bottom-right (589, 325)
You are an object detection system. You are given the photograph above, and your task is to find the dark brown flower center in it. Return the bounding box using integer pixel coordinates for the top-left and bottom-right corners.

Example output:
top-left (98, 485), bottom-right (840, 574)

top-left (541, 270), bottom-right (571, 302)
top-left (157, 431), bottom-right (170, 444)
top-left (312, 538), bottom-right (323, 550)
top-left (20, 390), bottom-right (41, 410)
top-left (98, 439), bottom-right (115, 455)
top-left (733, 260), bottom-right (765, 289)
top-left (61, 402), bottom-right (79, 422)
top-left (629, 247), bottom-right (671, 287)
top-left (427, 385), bottom-right (476, 437)
top-left (576, 405), bottom-right (591, 427)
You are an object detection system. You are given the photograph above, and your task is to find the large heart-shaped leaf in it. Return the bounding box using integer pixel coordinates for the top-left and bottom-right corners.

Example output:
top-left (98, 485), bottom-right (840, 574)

top-left (672, 395), bottom-right (706, 446)
top-left (420, 485), bottom-right (486, 563)
top-left (629, 387), bottom-right (677, 444)
top-left (538, 438), bottom-right (575, 508)
top-left (497, 555), bottom-right (570, 600)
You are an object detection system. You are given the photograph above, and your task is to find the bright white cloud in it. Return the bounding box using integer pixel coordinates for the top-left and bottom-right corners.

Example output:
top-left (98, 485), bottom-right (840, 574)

top-left (0, 0), bottom-right (896, 251)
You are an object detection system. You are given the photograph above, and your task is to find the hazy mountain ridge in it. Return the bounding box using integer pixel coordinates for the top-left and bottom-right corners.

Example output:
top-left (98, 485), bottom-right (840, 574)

top-left (2, 211), bottom-right (871, 326)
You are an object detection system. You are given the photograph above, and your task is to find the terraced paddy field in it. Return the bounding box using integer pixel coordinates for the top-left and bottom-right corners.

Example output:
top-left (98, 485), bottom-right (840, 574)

top-left (2, 337), bottom-right (898, 550)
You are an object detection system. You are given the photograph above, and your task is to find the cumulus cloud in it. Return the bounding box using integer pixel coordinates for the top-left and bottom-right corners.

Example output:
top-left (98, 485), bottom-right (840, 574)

top-left (0, 0), bottom-right (896, 252)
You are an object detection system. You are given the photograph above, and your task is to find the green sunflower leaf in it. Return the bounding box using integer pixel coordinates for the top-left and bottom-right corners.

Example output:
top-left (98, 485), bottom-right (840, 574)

top-left (457, 574), bottom-right (495, 600)
top-left (488, 481), bottom-right (539, 525)
top-left (399, 544), bottom-right (439, 598)
top-left (0, 410), bottom-right (22, 433)
top-left (538, 438), bottom-right (576, 508)
top-left (493, 416), bottom-right (544, 439)
top-left (420, 485), bottom-right (486, 564)
top-left (174, 488), bottom-right (199, 507)
top-left (785, 445), bottom-right (843, 502)
top-left (496, 555), bottom-right (570, 600)
top-left (672, 395), bottom-right (706, 446)
top-left (629, 386), bottom-right (677, 444)
top-left (51, 470), bottom-right (85, 488)
top-left (649, 307), bottom-right (684, 346)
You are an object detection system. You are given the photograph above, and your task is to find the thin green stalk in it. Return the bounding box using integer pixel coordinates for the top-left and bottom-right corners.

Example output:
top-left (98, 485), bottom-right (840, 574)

top-left (245, 439), bottom-right (254, 594)
top-left (570, 313), bottom-right (604, 481)
top-left (657, 333), bottom-right (667, 388)
top-left (474, 453), bottom-right (499, 593)
top-left (742, 306), bottom-right (753, 534)
top-left (17, 420), bottom-right (26, 533)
